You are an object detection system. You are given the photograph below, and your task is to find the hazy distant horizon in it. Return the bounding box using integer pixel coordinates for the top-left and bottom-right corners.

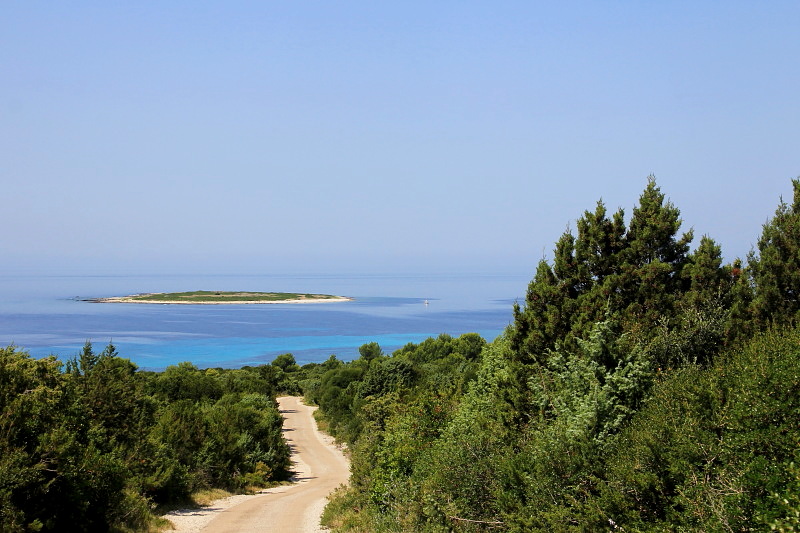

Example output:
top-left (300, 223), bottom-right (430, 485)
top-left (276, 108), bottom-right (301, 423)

top-left (3, 3), bottom-right (798, 276)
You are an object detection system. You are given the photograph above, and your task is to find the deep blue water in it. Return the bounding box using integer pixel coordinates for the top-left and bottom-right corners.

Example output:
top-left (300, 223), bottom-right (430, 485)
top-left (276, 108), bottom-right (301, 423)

top-left (0, 273), bottom-right (528, 369)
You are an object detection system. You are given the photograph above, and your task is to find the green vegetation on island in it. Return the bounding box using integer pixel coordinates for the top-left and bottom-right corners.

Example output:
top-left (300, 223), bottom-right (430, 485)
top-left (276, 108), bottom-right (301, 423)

top-left (91, 290), bottom-right (351, 304)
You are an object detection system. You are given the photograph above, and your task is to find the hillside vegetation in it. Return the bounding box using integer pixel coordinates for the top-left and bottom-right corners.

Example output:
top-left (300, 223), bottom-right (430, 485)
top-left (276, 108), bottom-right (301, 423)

top-left (0, 347), bottom-right (294, 532)
top-left (3, 177), bottom-right (799, 532)
top-left (309, 177), bottom-right (800, 532)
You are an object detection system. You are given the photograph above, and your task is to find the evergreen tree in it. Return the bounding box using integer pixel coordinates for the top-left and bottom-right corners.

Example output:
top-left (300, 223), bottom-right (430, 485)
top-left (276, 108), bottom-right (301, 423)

top-left (618, 177), bottom-right (693, 334)
top-left (681, 235), bottom-right (729, 308)
top-left (511, 259), bottom-right (563, 364)
top-left (726, 258), bottom-right (754, 343)
top-left (573, 200), bottom-right (626, 284)
top-left (358, 342), bottom-right (383, 363)
top-left (511, 177), bottom-right (696, 362)
top-left (66, 340), bottom-right (98, 377)
top-left (749, 178), bottom-right (800, 328)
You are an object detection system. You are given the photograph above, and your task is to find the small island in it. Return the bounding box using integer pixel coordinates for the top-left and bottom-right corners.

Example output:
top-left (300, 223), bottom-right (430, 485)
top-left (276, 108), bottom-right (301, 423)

top-left (86, 290), bottom-right (353, 305)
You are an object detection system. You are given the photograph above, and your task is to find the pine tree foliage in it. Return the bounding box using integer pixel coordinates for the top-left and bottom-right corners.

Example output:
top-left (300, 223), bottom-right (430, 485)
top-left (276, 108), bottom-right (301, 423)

top-left (749, 177), bottom-right (800, 328)
top-left (511, 177), bottom-right (698, 365)
top-left (547, 322), bottom-right (651, 450)
top-left (682, 235), bottom-right (729, 307)
top-left (316, 177), bottom-right (800, 532)
top-left (600, 327), bottom-right (800, 531)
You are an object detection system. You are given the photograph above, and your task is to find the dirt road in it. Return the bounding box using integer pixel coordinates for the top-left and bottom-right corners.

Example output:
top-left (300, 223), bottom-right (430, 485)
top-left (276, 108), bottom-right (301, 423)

top-left (168, 396), bottom-right (349, 533)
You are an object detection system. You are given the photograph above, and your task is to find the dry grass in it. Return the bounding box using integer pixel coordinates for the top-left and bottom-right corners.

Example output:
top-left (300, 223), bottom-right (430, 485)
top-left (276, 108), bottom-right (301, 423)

top-left (191, 488), bottom-right (236, 507)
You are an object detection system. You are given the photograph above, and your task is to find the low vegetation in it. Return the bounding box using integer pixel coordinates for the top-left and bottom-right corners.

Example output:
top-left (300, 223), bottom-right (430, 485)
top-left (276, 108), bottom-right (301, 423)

top-left (0, 345), bottom-right (293, 532)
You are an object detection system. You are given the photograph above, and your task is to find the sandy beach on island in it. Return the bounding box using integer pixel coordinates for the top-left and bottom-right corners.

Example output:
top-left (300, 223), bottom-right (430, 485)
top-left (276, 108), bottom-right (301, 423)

top-left (85, 295), bottom-right (353, 305)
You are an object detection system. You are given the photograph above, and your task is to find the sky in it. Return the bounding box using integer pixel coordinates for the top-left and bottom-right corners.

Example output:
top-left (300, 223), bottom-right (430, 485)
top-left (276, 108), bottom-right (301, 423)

top-left (2, 2), bottom-right (798, 276)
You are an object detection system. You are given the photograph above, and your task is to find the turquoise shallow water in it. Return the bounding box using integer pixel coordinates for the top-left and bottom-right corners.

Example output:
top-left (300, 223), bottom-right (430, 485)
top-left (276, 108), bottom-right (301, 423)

top-left (0, 273), bottom-right (528, 369)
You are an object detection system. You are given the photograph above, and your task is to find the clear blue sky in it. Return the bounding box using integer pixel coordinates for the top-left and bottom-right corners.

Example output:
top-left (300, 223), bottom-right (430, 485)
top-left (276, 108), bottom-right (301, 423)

top-left (2, 2), bottom-right (798, 275)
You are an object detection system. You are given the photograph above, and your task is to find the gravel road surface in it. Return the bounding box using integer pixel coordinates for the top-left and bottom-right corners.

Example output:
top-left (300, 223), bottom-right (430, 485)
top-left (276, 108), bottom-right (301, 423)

top-left (165, 396), bottom-right (349, 533)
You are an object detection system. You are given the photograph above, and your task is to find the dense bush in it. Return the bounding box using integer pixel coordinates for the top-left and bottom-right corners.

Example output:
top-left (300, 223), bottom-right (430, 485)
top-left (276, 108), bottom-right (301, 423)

top-left (317, 177), bottom-right (800, 532)
top-left (0, 344), bottom-right (291, 532)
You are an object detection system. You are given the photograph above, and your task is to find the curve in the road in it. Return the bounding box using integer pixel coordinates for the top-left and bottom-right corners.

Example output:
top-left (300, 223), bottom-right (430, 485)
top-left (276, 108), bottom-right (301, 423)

top-left (201, 396), bottom-right (349, 533)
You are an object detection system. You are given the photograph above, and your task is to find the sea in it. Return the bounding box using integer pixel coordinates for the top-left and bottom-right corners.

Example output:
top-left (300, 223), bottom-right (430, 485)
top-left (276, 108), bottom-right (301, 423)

top-left (0, 272), bottom-right (530, 370)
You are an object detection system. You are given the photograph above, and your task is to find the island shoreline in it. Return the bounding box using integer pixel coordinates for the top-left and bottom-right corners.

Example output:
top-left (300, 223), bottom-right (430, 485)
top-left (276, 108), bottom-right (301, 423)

top-left (83, 291), bottom-right (354, 305)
